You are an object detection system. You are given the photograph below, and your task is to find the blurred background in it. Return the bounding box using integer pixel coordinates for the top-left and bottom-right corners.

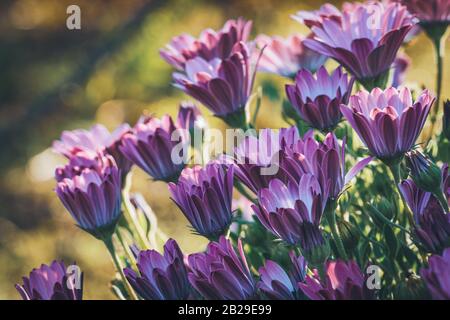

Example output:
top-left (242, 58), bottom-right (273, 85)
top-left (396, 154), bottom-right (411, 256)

top-left (0, 0), bottom-right (448, 299)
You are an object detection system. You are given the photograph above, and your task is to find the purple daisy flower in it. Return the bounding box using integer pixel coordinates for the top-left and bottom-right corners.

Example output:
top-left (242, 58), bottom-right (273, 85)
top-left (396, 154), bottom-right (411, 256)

top-left (160, 18), bottom-right (252, 70)
top-left (254, 34), bottom-right (327, 78)
top-left (168, 163), bottom-right (234, 240)
top-left (421, 247), bottom-right (450, 299)
top-left (230, 126), bottom-right (301, 194)
top-left (295, 1), bottom-right (415, 89)
top-left (251, 175), bottom-right (328, 250)
top-left (187, 236), bottom-right (256, 300)
top-left (173, 42), bottom-right (257, 128)
top-left (55, 154), bottom-right (122, 239)
top-left (124, 239), bottom-right (191, 300)
top-left (285, 66), bottom-right (354, 132)
top-left (257, 260), bottom-right (296, 300)
top-left (15, 261), bottom-right (83, 300)
top-left (53, 123), bottom-right (133, 179)
top-left (400, 0), bottom-right (450, 25)
top-left (341, 87), bottom-right (434, 162)
top-left (120, 115), bottom-right (187, 182)
top-left (282, 132), bottom-right (373, 200)
top-left (299, 259), bottom-right (376, 300)
top-left (399, 173), bottom-right (450, 254)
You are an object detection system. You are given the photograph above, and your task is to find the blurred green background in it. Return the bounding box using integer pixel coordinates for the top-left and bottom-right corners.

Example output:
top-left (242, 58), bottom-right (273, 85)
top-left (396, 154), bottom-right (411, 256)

top-left (0, 0), bottom-right (448, 299)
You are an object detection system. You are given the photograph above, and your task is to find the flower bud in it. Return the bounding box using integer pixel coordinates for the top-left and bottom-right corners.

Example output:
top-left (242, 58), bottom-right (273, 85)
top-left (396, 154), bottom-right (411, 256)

top-left (394, 274), bottom-right (430, 300)
top-left (372, 196), bottom-right (397, 226)
top-left (406, 150), bottom-right (442, 194)
top-left (337, 220), bottom-right (360, 253)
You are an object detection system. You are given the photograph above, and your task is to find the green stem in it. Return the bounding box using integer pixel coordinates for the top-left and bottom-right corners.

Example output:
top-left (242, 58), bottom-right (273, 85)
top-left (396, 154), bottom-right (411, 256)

top-left (251, 87), bottom-right (263, 127)
top-left (387, 162), bottom-right (414, 227)
top-left (234, 181), bottom-right (257, 203)
top-left (122, 173), bottom-right (151, 249)
top-left (103, 235), bottom-right (138, 300)
top-left (115, 229), bottom-right (137, 266)
top-left (326, 205), bottom-right (348, 260)
top-left (428, 33), bottom-right (446, 139)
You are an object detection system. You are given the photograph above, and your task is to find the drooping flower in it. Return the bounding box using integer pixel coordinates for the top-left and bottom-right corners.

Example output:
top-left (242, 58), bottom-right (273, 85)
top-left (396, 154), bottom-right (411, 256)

top-left (299, 260), bottom-right (376, 300)
top-left (257, 260), bottom-right (296, 300)
top-left (254, 34), bottom-right (327, 78)
top-left (399, 177), bottom-right (450, 254)
top-left (15, 261), bottom-right (83, 300)
top-left (173, 42), bottom-right (257, 128)
top-left (285, 66), bottom-right (354, 132)
top-left (295, 1), bottom-right (415, 89)
top-left (341, 87), bottom-right (434, 162)
top-left (188, 236), bottom-right (256, 300)
top-left (120, 115), bottom-right (187, 182)
top-left (421, 247), bottom-right (450, 299)
top-left (124, 239), bottom-right (191, 300)
top-left (252, 175), bottom-right (328, 250)
top-left (282, 132), bottom-right (373, 200)
top-left (53, 123), bottom-right (133, 178)
top-left (230, 126), bottom-right (301, 194)
top-left (168, 163), bottom-right (234, 239)
top-left (160, 18), bottom-right (252, 70)
top-left (55, 154), bottom-right (122, 239)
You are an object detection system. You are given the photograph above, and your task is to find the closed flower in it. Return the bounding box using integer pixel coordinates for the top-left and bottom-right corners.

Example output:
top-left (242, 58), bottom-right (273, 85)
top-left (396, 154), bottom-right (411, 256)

top-left (124, 239), bottom-right (191, 300)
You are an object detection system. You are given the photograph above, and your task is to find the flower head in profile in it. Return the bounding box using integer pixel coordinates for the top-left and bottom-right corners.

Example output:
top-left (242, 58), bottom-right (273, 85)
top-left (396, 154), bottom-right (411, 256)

top-left (124, 239), bottom-right (191, 300)
top-left (341, 87), bottom-right (434, 162)
top-left (230, 126), bottom-right (301, 194)
top-left (299, 260), bottom-right (376, 300)
top-left (282, 132), bottom-right (373, 200)
top-left (188, 237), bottom-right (256, 300)
top-left (120, 115), bottom-right (187, 182)
top-left (252, 175), bottom-right (328, 250)
top-left (160, 18), bottom-right (252, 70)
top-left (400, 0), bottom-right (450, 25)
top-left (173, 42), bottom-right (257, 128)
top-left (168, 163), bottom-right (234, 240)
top-left (55, 154), bottom-right (122, 239)
top-left (15, 261), bottom-right (83, 300)
top-left (421, 247), bottom-right (450, 299)
top-left (53, 124), bottom-right (132, 179)
top-left (257, 260), bottom-right (297, 300)
top-left (255, 34), bottom-right (327, 78)
top-left (295, 1), bottom-right (415, 89)
top-left (285, 66), bottom-right (354, 132)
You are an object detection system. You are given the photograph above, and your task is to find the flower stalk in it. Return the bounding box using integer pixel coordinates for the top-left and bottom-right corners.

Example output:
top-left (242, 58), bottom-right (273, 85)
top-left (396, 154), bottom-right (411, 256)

top-left (103, 234), bottom-right (138, 300)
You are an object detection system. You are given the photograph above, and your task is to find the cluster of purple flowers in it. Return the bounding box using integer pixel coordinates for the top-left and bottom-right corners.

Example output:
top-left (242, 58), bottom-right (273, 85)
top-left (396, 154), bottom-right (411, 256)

top-left (16, 0), bottom-right (450, 301)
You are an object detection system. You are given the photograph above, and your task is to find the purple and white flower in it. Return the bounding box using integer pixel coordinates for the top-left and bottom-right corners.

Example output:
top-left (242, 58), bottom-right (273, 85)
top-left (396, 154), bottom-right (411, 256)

top-left (285, 66), bottom-right (354, 132)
